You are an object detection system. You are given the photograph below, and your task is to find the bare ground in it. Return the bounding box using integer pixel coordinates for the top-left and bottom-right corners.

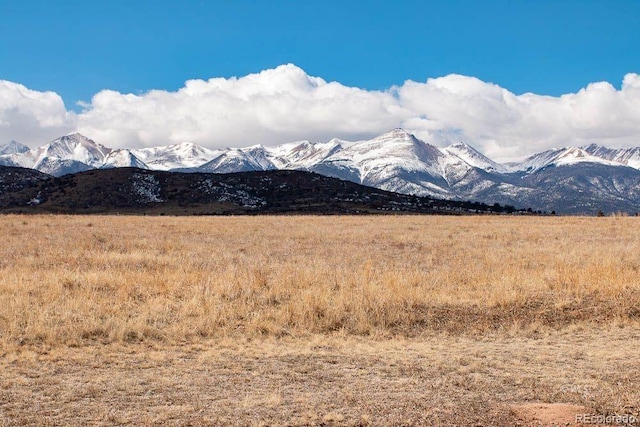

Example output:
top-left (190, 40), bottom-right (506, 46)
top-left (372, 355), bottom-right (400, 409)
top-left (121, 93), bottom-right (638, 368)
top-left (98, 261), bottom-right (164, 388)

top-left (1, 326), bottom-right (638, 426)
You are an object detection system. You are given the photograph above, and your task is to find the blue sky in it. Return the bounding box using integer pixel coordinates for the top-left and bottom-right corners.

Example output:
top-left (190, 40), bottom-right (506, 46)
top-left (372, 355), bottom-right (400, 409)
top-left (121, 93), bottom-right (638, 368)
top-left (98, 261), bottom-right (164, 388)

top-left (2, 0), bottom-right (638, 105)
top-left (1, 0), bottom-right (639, 159)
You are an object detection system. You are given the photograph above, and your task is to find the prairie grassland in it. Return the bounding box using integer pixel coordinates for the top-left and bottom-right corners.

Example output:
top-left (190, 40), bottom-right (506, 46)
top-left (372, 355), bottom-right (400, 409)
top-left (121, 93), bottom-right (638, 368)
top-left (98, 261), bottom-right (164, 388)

top-left (1, 214), bottom-right (639, 425)
top-left (1, 329), bottom-right (639, 426)
top-left (0, 215), bottom-right (638, 345)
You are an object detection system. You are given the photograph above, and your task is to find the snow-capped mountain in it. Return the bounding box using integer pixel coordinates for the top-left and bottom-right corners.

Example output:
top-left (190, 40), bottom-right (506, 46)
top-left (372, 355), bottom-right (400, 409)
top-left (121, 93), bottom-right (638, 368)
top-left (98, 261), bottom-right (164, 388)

top-left (265, 139), bottom-right (344, 169)
top-left (443, 141), bottom-right (507, 173)
top-left (582, 144), bottom-right (640, 169)
top-left (0, 140), bottom-right (30, 156)
top-left (0, 140), bottom-right (37, 168)
top-left (130, 142), bottom-right (221, 170)
top-left (0, 151), bottom-right (36, 168)
top-left (517, 162), bottom-right (640, 213)
top-left (3, 130), bottom-right (640, 213)
top-left (102, 149), bottom-right (149, 169)
top-left (199, 146), bottom-right (276, 173)
top-left (310, 129), bottom-right (453, 197)
top-left (1, 134), bottom-right (114, 176)
top-left (33, 133), bottom-right (112, 170)
top-left (197, 141), bottom-right (343, 174)
top-left (510, 147), bottom-right (621, 173)
top-left (35, 158), bottom-right (95, 176)
top-left (11, 133), bottom-right (113, 176)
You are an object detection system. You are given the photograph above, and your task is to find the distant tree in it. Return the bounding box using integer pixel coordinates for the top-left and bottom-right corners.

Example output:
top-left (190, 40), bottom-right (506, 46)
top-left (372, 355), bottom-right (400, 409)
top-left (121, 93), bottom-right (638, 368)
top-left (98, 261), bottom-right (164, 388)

top-left (597, 210), bottom-right (605, 217)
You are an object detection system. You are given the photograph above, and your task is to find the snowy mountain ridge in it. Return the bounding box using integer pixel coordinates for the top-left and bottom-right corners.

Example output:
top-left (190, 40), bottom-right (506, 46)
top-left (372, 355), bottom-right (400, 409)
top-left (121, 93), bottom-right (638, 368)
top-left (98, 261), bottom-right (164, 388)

top-left (33, 133), bottom-right (112, 169)
top-left (0, 140), bottom-right (30, 156)
top-left (509, 146), bottom-right (623, 173)
top-left (1, 129), bottom-right (640, 213)
top-left (4, 130), bottom-right (638, 177)
top-left (130, 142), bottom-right (223, 171)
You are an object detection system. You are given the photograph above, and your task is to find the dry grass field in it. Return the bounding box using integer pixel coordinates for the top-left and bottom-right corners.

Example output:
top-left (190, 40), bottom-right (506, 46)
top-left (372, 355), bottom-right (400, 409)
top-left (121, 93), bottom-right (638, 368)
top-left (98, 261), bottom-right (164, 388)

top-left (1, 214), bottom-right (639, 426)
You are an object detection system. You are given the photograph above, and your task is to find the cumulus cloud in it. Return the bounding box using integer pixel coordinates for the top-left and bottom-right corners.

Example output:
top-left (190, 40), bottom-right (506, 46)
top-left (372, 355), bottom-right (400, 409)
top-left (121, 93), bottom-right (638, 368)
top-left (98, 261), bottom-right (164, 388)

top-left (0, 80), bottom-right (75, 146)
top-left (1, 64), bottom-right (640, 162)
top-left (75, 65), bottom-right (407, 150)
top-left (397, 73), bottom-right (640, 161)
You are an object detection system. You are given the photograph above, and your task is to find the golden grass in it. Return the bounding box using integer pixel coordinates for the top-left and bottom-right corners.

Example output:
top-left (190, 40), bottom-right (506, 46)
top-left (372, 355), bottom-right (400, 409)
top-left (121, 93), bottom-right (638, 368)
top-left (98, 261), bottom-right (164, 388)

top-left (1, 214), bottom-right (640, 425)
top-left (0, 214), bottom-right (639, 348)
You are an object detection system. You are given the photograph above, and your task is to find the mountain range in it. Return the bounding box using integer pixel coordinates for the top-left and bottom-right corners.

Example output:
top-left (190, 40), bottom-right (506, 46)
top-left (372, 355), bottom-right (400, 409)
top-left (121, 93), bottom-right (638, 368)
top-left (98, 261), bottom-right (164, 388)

top-left (1, 130), bottom-right (640, 214)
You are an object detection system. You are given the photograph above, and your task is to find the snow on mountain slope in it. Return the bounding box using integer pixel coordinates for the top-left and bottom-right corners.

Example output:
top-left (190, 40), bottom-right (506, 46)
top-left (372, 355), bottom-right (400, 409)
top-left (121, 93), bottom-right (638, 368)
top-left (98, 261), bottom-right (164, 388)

top-left (510, 147), bottom-right (620, 173)
top-left (265, 139), bottom-right (343, 169)
top-left (0, 141), bottom-right (35, 168)
top-left (198, 147), bottom-right (276, 173)
top-left (305, 129), bottom-right (459, 197)
top-left (553, 147), bottom-right (620, 167)
top-left (507, 148), bottom-right (564, 172)
top-left (242, 145), bottom-right (278, 170)
top-left (443, 141), bottom-right (507, 173)
top-left (35, 158), bottom-right (94, 176)
top-left (0, 150), bottom-right (37, 168)
top-left (102, 149), bottom-right (149, 169)
top-left (131, 142), bottom-right (221, 170)
top-left (583, 144), bottom-right (640, 170)
top-left (262, 140), bottom-right (309, 168)
top-left (34, 133), bottom-right (112, 168)
top-left (31, 133), bottom-right (111, 175)
top-left (318, 129), bottom-right (444, 180)
top-left (0, 140), bottom-right (30, 156)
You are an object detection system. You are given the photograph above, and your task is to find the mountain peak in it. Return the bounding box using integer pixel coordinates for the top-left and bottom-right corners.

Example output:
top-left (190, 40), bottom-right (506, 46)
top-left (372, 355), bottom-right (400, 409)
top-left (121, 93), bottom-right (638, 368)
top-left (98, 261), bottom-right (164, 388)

top-left (168, 141), bottom-right (207, 154)
top-left (556, 147), bottom-right (588, 160)
top-left (513, 146), bottom-right (621, 172)
top-left (51, 133), bottom-right (109, 151)
top-left (377, 128), bottom-right (416, 140)
top-left (102, 149), bottom-right (149, 169)
top-left (172, 141), bottom-right (200, 149)
top-left (0, 140), bottom-right (31, 155)
top-left (446, 141), bottom-right (480, 155)
top-left (130, 141), bottom-right (220, 170)
top-left (582, 143), bottom-right (640, 169)
top-left (33, 133), bottom-right (113, 173)
top-left (443, 141), bottom-right (506, 173)
top-left (448, 141), bottom-right (472, 149)
top-left (365, 129), bottom-right (427, 149)
top-left (59, 132), bottom-right (92, 142)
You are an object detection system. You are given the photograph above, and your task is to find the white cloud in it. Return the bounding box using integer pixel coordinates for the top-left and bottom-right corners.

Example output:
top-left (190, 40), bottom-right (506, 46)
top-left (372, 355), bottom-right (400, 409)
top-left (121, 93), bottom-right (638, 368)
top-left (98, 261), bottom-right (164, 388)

top-left (75, 65), bottom-right (406, 150)
top-left (1, 64), bottom-right (640, 162)
top-left (0, 80), bottom-right (75, 146)
top-left (396, 72), bottom-right (640, 161)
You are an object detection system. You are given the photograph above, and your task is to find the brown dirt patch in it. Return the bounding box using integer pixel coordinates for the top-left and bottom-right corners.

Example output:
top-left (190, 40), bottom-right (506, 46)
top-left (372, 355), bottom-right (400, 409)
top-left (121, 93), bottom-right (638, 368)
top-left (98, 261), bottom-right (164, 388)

top-left (511, 402), bottom-right (593, 426)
